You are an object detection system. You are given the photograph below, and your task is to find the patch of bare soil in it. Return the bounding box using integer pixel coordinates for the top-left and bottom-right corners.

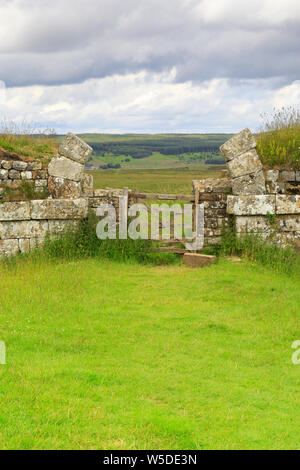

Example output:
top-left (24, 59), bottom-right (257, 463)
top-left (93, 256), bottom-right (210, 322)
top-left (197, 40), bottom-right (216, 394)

top-left (0, 148), bottom-right (23, 161)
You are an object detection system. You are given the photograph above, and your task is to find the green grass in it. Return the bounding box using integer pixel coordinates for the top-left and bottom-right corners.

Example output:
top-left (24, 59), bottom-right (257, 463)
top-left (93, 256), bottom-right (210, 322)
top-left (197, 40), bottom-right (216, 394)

top-left (91, 167), bottom-right (224, 193)
top-left (256, 107), bottom-right (300, 168)
top-left (0, 134), bottom-right (57, 160)
top-left (0, 256), bottom-right (300, 449)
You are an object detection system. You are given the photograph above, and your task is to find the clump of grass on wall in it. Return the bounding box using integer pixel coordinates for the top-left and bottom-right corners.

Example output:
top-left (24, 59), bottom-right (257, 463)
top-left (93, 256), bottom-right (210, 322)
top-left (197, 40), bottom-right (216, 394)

top-left (0, 119), bottom-right (57, 160)
top-left (256, 106), bottom-right (300, 168)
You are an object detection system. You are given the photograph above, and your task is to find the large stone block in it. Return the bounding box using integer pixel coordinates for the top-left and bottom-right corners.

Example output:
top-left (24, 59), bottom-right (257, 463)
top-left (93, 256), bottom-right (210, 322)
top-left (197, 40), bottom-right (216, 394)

top-left (220, 128), bottom-right (256, 161)
top-left (281, 171), bottom-right (296, 182)
top-left (227, 195), bottom-right (275, 215)
top-left (183, 253), bottom-right (216, 267)
top-left (58, 133), bottom-right (93, 164)
top-left (0, 239), bottom-right (19, 256)
top-left (236, 216), bottom-right (272, 233)
top-left (227, 149), bottom-right (262, 178)
top-left (0, 169), bottom-right (8, 179)
top-left (48, 219), bottom-right (80, 235)
top-left (8, 169), bottom-right (20, 180)
top-left (0, 220), bottom-right (49, 239)
top-left (278, 215), bottom-right (300, 231)
top-left (0, 202), bottom-right (30, 221)
top-left (30, 198), bottom-right (88, 220)
top-left (276, 195), bottom-right (300, 214)
top-left (1, 160), bottom-right (12, 170)
top-left (21, 171), bottom-right (32, 180)
top-left (81, 173), bottom-right (94, 196)
top-left (265, 170), bottom-right (279, 182)
top-left (19, 238), bottom-right (30, 253)
top-left (193, 178), bottom-right (231, 194)
top-left (48, 176), bottom-right (82, 199)
top-left (48, 156), bottom-right (84, 182)
top-left (12, 161), bottom-right (27, 171)
top-left (27, 161), bottom-right (42, 171)
top-left (232, 170), bottom-right (266, 195)
top-left (29, 238), bottom-right (46, 250)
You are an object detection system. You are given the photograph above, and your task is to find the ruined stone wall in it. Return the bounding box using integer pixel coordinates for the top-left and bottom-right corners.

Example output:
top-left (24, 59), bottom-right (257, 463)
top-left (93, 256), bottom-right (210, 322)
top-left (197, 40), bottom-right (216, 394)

top-left (192, 178), bottom-right (232, 246)
top-left (1, 129), bottom-right (299, 258)
top-left (193, 128), bottom-right (300, 249)
top-left (0, 134), bottom-right (93, 257)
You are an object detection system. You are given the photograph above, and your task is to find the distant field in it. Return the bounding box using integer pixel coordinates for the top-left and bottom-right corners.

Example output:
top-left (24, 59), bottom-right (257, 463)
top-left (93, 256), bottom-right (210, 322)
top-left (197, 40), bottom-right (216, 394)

top-left (90, 166), bottom-right (225, 193)
top-left (76, 133), bottom-right (231, 170)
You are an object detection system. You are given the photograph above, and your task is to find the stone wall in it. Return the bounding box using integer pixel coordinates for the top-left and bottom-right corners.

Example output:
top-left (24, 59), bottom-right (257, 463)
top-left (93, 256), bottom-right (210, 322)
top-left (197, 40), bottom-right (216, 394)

top-left (0, 129), bottom-right (299, 257)
top-left (192, 178), bottom-right (232, 246)
top-left (193, 128), bottom-right (300, 249)
top-left (0, 133), bottom-right (93, 257)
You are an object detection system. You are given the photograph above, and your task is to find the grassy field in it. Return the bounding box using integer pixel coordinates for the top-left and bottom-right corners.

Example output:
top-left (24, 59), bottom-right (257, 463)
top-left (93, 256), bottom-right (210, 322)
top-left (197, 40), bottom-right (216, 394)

top-left (91, 167), bottom-right (224, 193)
top-left (0, 257), bottom-right (300, 449)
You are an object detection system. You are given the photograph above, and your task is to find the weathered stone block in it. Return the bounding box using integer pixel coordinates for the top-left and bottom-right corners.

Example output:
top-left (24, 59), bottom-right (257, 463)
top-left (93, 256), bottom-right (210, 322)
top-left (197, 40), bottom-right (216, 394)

top-left (227, 195), bottom-right (275, 215)
top-left (48, 219), bottom-right (80, 235)
top-left (8, 169), bottom-right (20, 179)
top-left (29, 238), bottom-right (45, 250)
top-left (281, 171), bottom-right (296, 182)
top-left (265, 170), bottom-right (279, 182)
top-left (0, 202), bottom-right (30, 221)
top-left (35, 179), bottom-right (48, 188)
top-left (48, 176), bottom-right (82, 199)
top-left (266, 181), bottom-right (286, 194)
top-left (220, 128), bottom-right (256, 161)
top-left (81, 174), bottom-right (94, 196)
top-left (30, 198), bottom-right (88, 220)
top-left (58, 133), bottom-right (93, 164)
top-left (236, 216), bottom-right (272, 233)
top-left (276, 195), bottom-right (300, 214)
top-left (13, 161), bottom-right (27, 171)
top-left (27, 161), bottom-right (43, 171)
top-left (1, 160), bottom-right (12, 170)
top-left (278, 215), bottom-right (300, 231)
top-left (21, 171), bottom-right (32, 180)
top-left (296, 171), bottom-right (300, 182)
top-left (19, 238), bottom-right (30, 253)
top-left (0, 220), bottom-right (49, 239)
top-left (227, 149), bottom-right (262, 178)
top-left (32, 170), bottom-right (47, 179)
top-left (193, 178), bottom-right (231, 194)
top-left (183, 253), bottom-right (216, 267)
top-left (48, 156), bottom-right (84, 182)
top-left (0, 169), bottom-right (8, 179)
top-left (0, 239), bottom-right (19, 256)
top-left (232, 170), bottom-right (266, 195)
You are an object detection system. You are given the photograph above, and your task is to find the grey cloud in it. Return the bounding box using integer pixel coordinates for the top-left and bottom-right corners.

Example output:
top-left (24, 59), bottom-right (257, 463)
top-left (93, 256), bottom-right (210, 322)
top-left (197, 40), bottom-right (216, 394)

top-left (1, 0), bottom-right (300, 87)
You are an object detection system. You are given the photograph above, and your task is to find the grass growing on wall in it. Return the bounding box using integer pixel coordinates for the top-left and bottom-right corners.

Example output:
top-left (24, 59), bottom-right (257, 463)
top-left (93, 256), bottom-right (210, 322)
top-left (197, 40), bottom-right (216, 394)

top-left (256, 106), bottom-right (300, 168)
top-left (0, 120), bottom-right (57, 160)
top-left (220, 225), bottom-right (300, 275)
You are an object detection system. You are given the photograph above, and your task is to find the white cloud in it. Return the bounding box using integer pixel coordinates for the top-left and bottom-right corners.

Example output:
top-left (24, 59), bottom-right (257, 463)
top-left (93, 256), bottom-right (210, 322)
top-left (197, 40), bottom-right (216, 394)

top-left (0, 0), bottom-right (299, 132)
top-left (2, 70), bottom-right (299, 133)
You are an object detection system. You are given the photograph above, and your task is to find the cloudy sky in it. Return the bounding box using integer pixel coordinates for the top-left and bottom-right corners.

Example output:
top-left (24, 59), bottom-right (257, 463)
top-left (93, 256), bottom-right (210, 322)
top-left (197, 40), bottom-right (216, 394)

top-left (1, 0), bottom-right (300, 133)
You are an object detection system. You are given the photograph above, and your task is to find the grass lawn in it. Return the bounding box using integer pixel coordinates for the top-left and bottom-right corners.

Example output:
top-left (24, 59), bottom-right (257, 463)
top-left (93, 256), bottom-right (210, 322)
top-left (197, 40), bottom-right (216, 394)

top-left (91, 167), bottom-right (224, 193)
top-left (0, 257), bottom-right (300, 449)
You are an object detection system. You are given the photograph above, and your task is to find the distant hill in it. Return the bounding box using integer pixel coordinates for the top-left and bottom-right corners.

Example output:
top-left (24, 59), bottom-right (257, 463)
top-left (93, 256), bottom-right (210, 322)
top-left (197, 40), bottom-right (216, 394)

top-left (77, 133), bottom-right (232, 160)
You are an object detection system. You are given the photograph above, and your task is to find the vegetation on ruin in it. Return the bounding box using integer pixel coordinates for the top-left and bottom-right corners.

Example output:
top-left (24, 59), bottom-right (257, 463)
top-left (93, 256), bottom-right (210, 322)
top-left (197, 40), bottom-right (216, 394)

top-left (256, 107), bottom-right (300, 169)
top-left (0, 120), bottom-right (57, 160)
top-left (219, 226), bottom-right (300, 276)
